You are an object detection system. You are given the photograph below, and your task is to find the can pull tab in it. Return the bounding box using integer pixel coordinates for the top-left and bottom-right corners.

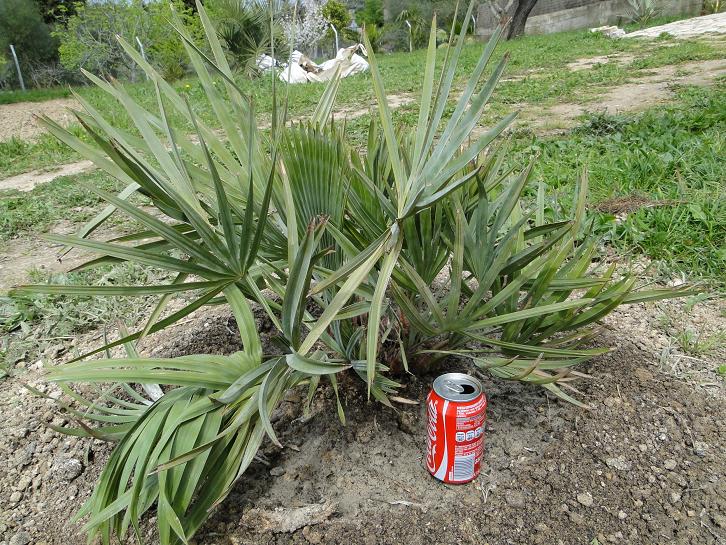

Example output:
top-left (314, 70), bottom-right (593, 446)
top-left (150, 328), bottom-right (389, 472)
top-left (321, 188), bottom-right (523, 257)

top-left (442, 380), bottom-right (475, 395)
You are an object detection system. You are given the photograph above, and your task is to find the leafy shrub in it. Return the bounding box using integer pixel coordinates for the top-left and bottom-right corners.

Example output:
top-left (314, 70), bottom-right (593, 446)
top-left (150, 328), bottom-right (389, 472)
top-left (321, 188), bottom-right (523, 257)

top-left (0, 0), bottom-right (58, 88)
top-left (18, 1), bottom-right (690, 543)
top-left (57, 0), bottom-right (202, 81)
top-left (625, 0), bottom-right (662, 28)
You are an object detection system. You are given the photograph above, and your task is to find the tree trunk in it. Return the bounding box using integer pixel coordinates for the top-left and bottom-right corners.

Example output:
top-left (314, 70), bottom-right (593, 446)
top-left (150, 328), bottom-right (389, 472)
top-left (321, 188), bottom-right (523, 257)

top-left (506, 0), bottom-right (539, 39)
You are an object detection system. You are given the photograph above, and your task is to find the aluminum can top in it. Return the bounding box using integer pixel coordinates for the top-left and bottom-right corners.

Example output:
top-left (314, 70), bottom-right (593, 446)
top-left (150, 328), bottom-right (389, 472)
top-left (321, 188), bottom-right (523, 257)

top-left (432, 373), bottom-right (482, 402)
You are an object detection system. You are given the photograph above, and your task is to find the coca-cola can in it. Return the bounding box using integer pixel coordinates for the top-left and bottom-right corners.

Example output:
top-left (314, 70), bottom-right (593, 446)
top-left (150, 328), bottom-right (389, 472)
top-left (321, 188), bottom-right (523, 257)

top-left (426, 372), bottom-right (487, 484)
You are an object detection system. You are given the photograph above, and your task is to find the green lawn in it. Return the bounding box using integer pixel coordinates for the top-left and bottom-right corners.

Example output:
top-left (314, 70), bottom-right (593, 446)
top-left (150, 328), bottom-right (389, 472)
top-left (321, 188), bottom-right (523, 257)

top-left (0, 26), bottom-right (723, 283)
top-left (1, 28), bottom-right (723, 179)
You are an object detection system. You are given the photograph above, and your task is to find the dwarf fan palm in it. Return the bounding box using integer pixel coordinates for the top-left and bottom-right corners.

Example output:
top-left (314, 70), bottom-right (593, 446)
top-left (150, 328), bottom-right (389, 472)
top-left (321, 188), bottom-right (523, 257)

top-left (14, 1), bottom-right (692, 542)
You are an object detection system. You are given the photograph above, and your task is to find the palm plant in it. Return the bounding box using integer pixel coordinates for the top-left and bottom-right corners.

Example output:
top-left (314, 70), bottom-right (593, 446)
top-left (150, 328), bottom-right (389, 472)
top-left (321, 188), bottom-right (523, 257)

top-left (15, 1), bottom-right (692, 543)
top-left (625, 0), bottom-right (662, 28)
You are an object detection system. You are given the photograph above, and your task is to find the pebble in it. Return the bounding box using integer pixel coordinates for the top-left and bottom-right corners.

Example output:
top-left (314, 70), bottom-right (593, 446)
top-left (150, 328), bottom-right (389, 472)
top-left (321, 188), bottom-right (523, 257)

top-left (9, 492), bottom-right (22, 504)
top-left (49, 455), bottom-right (83, 482)
top-left (606, 456), bottom-right (632, 471)
top-left (270, 466), bottom-right (286, 477)
top-left (663, 459), bottom-right (677, 471)
top-left (8, 532), bottom-right (31, 545)
top-left (618, 510), bottom-right (628, 520)
top-left (576, 492), bottom-right (594, 507)
top-left (692, 441), bottom-right (708, 457)
top-left (504, 490), bottom-right (526, 508)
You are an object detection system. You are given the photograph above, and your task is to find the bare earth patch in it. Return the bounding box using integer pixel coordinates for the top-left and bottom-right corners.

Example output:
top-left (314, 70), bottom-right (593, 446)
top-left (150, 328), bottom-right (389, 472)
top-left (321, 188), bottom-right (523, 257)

top-left (0, 161), bottom-right (95, 193)
top-left (1, 292), bottom-right (724, 545)
top-left (523, 59), bottom-right (726, 133)
top-left (0, 98), bottom-right (79, 142)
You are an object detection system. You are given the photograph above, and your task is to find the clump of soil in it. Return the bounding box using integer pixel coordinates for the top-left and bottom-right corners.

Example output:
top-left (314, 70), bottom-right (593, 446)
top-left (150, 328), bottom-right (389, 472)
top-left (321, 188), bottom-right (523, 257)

top-left (593, 195), bottom-right (681, 215)
top-left (1, 299), bottom-right (724, 545)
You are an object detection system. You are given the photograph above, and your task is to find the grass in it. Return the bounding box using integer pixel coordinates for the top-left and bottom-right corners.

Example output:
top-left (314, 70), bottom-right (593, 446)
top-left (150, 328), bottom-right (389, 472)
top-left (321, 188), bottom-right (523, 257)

top-left (509, 83), bottom-right (725, 281)
top-left (0, 170), bottom-right (124, 242)
top-left (1, 262), bottom-right (171, 370)
top-left (1, 28), bottom-right (722, 180)
top-left (0, 86), bottom-right (72, 105)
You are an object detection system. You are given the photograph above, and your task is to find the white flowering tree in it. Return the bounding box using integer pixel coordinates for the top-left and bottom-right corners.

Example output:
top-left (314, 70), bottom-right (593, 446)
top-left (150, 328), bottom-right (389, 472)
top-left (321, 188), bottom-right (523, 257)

top-left (281, 0), bottom-right (329, 52)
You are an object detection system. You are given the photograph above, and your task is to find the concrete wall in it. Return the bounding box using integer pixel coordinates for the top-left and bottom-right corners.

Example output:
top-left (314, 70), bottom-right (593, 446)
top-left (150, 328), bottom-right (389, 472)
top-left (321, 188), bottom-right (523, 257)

top-left (476, 0), bottom-right (703, 38)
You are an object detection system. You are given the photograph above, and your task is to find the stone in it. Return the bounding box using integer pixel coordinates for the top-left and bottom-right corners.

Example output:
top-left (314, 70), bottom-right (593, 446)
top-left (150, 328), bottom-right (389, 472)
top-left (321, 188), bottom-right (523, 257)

top-left (634, 367), bottom-right (653, 382)
top-left (9, 492), bottom-right (22, 504)
top-left (618, 511), bottom-right (628, 520)
top-left (606, 456), bottom-right (632, 471)
top-left (569, 512), bottom-right (585, 525)
top-left (577, 492), bottom-right (594, 507)
top-left (505, 490), bottom-right (526, 508)
top-left (8, 532), bottom-right (31, 545)
top-left (49, 455), bottom-right (83, 482)
top-left (270, 466), bottom-right (286, 477)
top-left (663, 459), bottom-right (677, 471)
top-left (692, 441), bottom-right (708, 457)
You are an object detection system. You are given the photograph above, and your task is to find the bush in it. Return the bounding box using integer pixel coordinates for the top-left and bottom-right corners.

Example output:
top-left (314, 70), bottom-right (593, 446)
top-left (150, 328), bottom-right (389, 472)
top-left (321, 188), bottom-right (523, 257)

top-left (0, 0), bottom-right (58, 87)
top-left (57, 0), bottom-right (201, 81)
top-left (19, 2), bottom-right (690, 544)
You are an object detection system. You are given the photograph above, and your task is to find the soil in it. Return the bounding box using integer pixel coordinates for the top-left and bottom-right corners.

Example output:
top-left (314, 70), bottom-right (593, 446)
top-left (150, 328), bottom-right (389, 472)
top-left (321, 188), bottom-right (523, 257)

top-left (0, 161), bottom-right (94, 193)
top-left (1, 292), bottom-right (724, 545)
top-left (0, 98), bottom-right (80, 142)
top-left (541, 59), bottom-right (726, 130)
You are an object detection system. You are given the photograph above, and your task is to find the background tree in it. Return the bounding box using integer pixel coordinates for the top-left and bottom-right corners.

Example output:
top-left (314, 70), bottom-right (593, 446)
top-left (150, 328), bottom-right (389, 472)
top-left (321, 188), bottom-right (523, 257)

top-left (206, 0), bottom-right (286, 75)
top-left (0, 0), bottom-right (58, 87)
top-left (507, 0), bottom-right (538, 38)
top-left (57, 0), bottom-right (200, 81)
top-left (322, 0), bottom-right (353, 42)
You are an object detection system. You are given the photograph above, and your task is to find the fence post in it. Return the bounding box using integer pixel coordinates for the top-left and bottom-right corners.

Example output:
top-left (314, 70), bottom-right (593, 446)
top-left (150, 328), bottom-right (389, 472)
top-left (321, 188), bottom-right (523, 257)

top-left (9, 44), bottom-right (26, 92)
top-left (135, 36), bottom-right (149, 80)
top-left (405, 20), bottom-right (412, 53)
top-left (330, 23), bottom-right (339, 53)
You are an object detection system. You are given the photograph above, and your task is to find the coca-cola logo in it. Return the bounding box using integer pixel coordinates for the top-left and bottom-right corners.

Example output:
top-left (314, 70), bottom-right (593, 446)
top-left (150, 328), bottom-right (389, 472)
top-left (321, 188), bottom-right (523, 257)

top-left (426, 398), bottom-right (438, 472)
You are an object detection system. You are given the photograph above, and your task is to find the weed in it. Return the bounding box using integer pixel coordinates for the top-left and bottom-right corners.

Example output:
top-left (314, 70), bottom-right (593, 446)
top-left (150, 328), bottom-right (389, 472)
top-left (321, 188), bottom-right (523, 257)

top-left (0, 171), bottom-right (123, 241)
top-left (674, 327), bottom-right (726, 356)
top-left (1, 262), bottom-right (171, 370)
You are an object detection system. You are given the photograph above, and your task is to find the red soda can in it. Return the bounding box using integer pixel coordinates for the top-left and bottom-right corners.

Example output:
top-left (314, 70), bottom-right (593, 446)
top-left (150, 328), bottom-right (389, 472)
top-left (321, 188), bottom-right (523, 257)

top-left (425, 373), bottom-right (487, 484)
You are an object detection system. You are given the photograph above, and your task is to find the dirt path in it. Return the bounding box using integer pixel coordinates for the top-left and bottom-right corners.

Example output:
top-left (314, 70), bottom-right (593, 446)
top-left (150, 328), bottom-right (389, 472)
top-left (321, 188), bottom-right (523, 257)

top-left (1, 292), bottom-right (723, 545)
top-left (0, 98), bottom-right (79, 142)
top-left (0, 161), bottom-right (95, 193)
top-left (519, 58), bottom-right (726, 133)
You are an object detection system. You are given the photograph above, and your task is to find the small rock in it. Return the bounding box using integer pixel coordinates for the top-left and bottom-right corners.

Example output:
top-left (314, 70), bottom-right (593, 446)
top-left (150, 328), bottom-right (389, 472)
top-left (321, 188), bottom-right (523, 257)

top-left (606, 456), bottom-right (632, 471)
top-left (663, 459), bottom-right (677, 471)
top-left (302, 525), bottom-right (322, 544)
top-left (569, 512), bottom-right (585, 525)
top-left (670, 492), bottom-right (681, 503)
top-left (634, 367), bottom-right (653, 382)
top-left (504, 490), bottom-right (526, 508)
top-left (504, 439), bottom-right (524, 457)
top-left (397, 412), bottom-right (416, 435)
top-left (692, 441), bottom-right (708, 457)
top-left (577, 492), bottom-right (594, 507)
top-left (618, 510), bottom-right (628, 520)
top-left (9, 492), bottom-right (22, 504)
top-left (50, 455), bottom-right (83, 482)
top-left (270, 466), bottom-right (286, 477)
top-left (534, 523), bottom-right (549, 532)
top-left (9, 532), bottom-right (31, 545)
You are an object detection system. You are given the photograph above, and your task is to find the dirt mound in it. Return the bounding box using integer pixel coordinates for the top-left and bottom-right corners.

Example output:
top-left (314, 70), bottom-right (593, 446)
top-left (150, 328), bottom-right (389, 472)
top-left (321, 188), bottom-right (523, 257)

top-left (1, 297), bottom-right (724, 545)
